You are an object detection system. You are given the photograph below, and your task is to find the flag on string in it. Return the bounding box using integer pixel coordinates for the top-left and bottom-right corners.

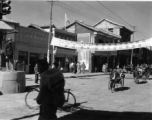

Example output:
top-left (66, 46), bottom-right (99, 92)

top-left (65, 13), bottom-right (70, 29)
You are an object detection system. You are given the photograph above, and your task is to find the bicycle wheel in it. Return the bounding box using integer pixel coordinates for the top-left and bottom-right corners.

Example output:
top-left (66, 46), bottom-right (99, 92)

top-left (63, 91), bottom-right (76, 111)
top-left (25, 88), bottom-right (39, 109)
top-left (134, 77), bottom-right (139, 84)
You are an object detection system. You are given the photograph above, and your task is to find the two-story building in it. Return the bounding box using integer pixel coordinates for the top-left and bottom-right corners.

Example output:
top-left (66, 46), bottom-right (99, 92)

top-left (29, 24), bottom-right (77, 73)
top-left (1, 17), bottom-right (78, 73)
top-left (93, 19), bottom-right (133, 68)
top-left (66, 20), bottom-right (121, 72)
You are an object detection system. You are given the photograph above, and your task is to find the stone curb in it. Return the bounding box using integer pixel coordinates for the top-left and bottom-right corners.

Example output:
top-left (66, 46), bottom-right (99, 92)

top-left (64, 73), bottom-right (107, 78)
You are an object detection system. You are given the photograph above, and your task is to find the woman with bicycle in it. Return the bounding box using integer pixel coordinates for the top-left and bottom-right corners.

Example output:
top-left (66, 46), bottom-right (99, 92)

top-left (36, 61), bottom-right (65, 120)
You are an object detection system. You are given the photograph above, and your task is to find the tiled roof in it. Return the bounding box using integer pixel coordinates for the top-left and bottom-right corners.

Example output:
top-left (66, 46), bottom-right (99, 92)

top-left (28, 23), bottom-right (47, 32)
top-left (93, 18), bottom-right (133, 33)
top-left (2, 16), bottom-right (19, 24)
top-left (66, 20), bottom-right (121, 39)
top-left (40, 24), bottom-right (56, 29)
top-left (93, 18), bottom-right (124, 27)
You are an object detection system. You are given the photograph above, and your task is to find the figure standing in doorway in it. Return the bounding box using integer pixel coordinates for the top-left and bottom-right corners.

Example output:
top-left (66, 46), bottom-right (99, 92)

top-left (81, 62), bottom-right (86, 74)
top-left (77, 62), bottom-right (81, 74)
top-left (4, 38), bottom-right (14, 71)
top-left (34, 64), bottom-right (39, 84)
top-left (102, 64), bottom-right (106, 73)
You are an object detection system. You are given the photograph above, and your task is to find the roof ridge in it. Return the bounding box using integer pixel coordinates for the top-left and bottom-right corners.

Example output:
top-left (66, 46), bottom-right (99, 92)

top-left (2, 16), bottom-right (19, 24)
top-left (93, 18), bottom-right (124, 27)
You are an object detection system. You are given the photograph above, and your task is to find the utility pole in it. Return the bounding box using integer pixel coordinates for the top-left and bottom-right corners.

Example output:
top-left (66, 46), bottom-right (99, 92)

top-left (130, 26), bottom-right (136, 65)
top-left (47, 1), bottom-right (55, 65)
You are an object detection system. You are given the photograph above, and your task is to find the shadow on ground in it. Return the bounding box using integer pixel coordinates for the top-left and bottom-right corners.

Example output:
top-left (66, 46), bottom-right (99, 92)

top-left (138, 81), bottom-right (148, 84)
top-left (12, 113), bottom-right (39, 120)
top-left (58, 108), bottom-right (152, 120)
top-left (11, 102), bottom-right (87, 120)
top-left (114, 87), bottom-right (130, 92)
top-left (25, 78), bottom-right (33, 81)
top-left (79, 77), bottom-right (96, 79)
top-left (11, 100), bottom-right (152, 120)
top-left (0, 91), bottom-right (3, 95)
top-left (25, 85), bottom-right (39, 92)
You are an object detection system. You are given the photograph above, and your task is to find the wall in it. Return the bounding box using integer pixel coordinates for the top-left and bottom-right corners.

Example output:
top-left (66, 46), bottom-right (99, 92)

top-left (14, 26), bottom-right (49, 73)
top-left (94, 21), bottom-right (120, 36)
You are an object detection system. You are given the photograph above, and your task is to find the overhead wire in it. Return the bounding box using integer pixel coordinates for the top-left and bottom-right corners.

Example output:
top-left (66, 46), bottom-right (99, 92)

top-left (56, 1), bottom-right (99, 22)
top-left (12, 1), bottom-right (63, 19)
top-left (12, 1), bottom-right (150, 40)
top-left (124, 2), bottom-right (150, 16)
top-left (123, 1), bottom-right (151, 38)
top-left (81, 1), bottom-right (128, 26)
top-left (97, 1), bottom-right (150, 39)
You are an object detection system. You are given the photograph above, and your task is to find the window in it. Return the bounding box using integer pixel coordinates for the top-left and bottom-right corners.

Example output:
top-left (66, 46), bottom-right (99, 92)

top-left (108, 28), bottom-right (113, 32)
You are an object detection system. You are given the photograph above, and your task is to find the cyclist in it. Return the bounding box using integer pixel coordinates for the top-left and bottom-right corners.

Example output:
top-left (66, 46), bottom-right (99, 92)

top-left (36, 61), bottom-right (65, 120)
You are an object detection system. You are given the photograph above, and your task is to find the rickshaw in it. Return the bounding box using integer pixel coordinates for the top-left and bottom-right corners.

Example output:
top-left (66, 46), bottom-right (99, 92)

top-left (108, 69), bottom-right (125, 93)
top-left (133, 66), bottom-right (151, 84)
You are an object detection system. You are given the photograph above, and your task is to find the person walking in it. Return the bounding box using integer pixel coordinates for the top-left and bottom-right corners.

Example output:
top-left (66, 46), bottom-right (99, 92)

top-left (81, 62), bottom-right (86, 74)
top-left (4, 38), bottom-right (14, 71)
top-left (69, 61), bottom-right (74, 73)
top-left (102, 64), bottom-right (106, 73)
top-left (73, 62), bottom-right (77, 74)
top-left (34, 64), bottom-right (39, 84)
top-left (36, 61), bottom-right (65, 120)
top-left (77, 62), bottom-right (81, 74)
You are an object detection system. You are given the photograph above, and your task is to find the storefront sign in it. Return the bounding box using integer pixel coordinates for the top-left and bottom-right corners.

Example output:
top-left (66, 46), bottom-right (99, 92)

top-left (97, 51), bottom-right (117, 56)
top-left (77, 33), bottom-right (90, 44)
top-left (78, 49), bottom-right (89, 70)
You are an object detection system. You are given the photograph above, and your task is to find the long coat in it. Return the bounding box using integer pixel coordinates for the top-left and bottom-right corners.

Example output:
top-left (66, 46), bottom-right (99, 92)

top-left (4, 41), bottom-right (13, 57)
top-left (36, 68), bottom-right (65, 119)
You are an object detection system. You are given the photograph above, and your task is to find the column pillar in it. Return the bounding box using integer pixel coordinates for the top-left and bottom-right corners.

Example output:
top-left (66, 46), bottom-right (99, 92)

top-left (89, 51), bottom-right (92, 73)
top-left (113, 56), bottom-right (115, 69)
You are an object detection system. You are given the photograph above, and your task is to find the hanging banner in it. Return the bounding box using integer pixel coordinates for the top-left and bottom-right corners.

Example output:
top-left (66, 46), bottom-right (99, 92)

top-left (51, 37), bottom-right (152, 51)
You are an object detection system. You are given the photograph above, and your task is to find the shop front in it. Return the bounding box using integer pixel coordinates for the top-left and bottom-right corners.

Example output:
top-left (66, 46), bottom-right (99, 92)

top-left (54, 47), bottom-right (77, 72)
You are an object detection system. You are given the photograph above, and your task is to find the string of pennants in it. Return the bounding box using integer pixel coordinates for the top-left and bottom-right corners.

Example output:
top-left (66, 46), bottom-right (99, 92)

top-left (51, 37), bottom-right (152, 51)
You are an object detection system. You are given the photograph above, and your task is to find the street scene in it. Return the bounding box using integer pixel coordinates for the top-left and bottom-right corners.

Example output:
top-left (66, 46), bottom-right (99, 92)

top-left (0, 73), bottom-right (152, 120)
top-left (0, 0), bottom-right (152, 120)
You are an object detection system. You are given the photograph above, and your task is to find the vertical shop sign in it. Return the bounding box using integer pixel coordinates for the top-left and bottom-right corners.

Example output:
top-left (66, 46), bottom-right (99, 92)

top-left (90, 35), bottom-right (94, 44)
top-left (78, 49), bottom-right (89, 70)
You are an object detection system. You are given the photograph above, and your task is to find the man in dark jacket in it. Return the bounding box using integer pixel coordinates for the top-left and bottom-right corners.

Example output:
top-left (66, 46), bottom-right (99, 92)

top-left (36, 61), bottom-right (65, 120)
top-left (4, 38), bottom-right (14, 71)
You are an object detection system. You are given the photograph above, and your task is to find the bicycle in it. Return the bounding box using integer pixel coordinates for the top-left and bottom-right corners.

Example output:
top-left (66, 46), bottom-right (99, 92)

top-left (25, 88), bottom-right (76, 112)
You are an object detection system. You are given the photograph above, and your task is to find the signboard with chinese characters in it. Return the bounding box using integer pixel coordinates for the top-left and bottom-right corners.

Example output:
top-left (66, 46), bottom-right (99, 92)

top-left (67, 25), bottom-right (75, 33)
top-left (77, 33), bottom-right (90, 44)
top-left (77, 49), bottom-right (90, 70)
top-left (96, 51), bottom-right (117, 56)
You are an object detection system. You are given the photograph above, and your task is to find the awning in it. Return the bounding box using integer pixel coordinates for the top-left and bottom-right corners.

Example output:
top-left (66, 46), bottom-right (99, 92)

top-left (0, 20), bottom-right (18, 34)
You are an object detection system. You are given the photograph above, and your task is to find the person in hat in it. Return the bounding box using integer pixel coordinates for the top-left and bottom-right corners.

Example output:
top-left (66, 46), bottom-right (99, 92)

top-left (4, 38), bottom-right (14, 71)
top-left (36, 60), bottom-right (65, 119)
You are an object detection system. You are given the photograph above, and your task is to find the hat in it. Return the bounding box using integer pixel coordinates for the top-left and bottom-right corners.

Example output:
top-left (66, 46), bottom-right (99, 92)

top-left (6, 38), bottom-right (12, 42)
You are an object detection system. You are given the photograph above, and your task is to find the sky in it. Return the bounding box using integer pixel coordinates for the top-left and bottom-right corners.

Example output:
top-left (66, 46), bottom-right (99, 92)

top-left (6, 0), bottom-right (152, 42)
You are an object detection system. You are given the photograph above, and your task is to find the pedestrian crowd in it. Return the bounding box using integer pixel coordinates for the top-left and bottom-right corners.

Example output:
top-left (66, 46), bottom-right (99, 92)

top-left (69, 61), bottom-right (86, 74)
